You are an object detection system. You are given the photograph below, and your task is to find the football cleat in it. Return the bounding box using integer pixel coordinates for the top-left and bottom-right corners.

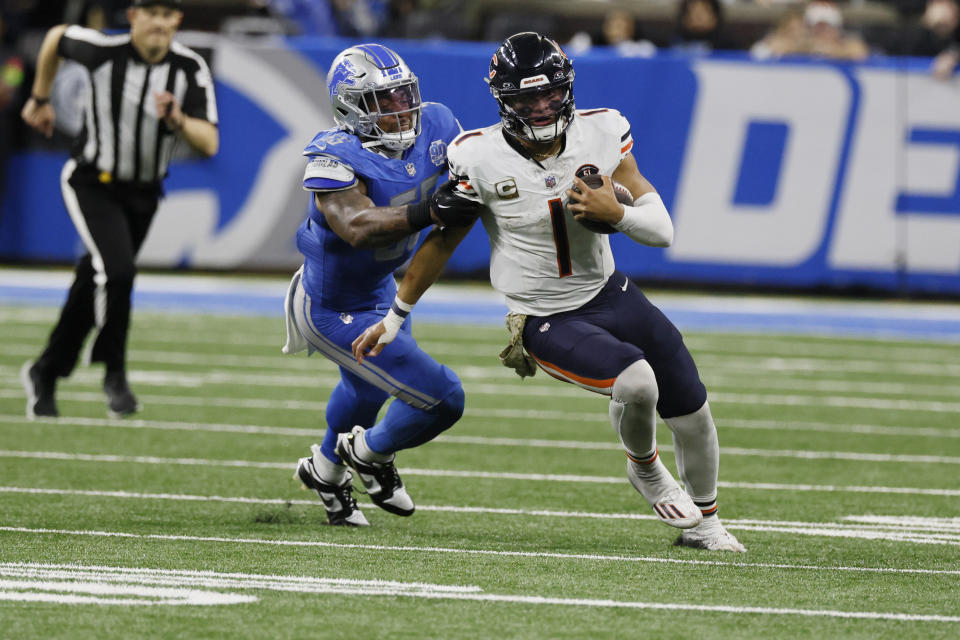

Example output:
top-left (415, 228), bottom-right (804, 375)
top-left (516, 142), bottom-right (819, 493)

top-left (627, 460), bottom-right (702, 529)
top-left (21, 359), bottom-right (58, 419)
top-left (335, 426), bottom-right (414, 517)
top-left (295, 449), bottom-right (369, 527)
top-left (674, 517), bottom-right (746, 552)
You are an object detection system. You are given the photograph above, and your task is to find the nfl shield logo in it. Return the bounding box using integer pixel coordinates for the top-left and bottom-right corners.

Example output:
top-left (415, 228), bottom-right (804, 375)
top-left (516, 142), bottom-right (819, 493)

top-left (406, 163), bottom-right (416, 176)
top-left (545, 175), bottom-right (557, 188)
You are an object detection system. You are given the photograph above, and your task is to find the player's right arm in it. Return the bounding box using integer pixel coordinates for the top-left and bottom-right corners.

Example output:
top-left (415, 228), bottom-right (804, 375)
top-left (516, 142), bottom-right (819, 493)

top-left (304, 154), bottom-right (429, 249)
top-left (21, 24), bottom-right (68, 138)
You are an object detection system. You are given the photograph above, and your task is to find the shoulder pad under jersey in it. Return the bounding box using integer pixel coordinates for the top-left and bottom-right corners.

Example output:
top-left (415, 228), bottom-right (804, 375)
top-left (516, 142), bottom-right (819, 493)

top-left (302, 154), bottom-right (357, 192)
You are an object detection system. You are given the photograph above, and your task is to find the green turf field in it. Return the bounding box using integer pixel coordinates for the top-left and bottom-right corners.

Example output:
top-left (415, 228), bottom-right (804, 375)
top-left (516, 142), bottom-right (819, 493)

top-left (1, 302), bottom-right (959, 639)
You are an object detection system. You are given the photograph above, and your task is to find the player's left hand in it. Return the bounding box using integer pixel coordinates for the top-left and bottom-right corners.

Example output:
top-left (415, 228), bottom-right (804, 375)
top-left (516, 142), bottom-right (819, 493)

top-left (567, 175), bottom-right (624, 225)
top-left (352, 321), bottom-right (389, 364)
top-left (155, 91), bottom-right (185, 131)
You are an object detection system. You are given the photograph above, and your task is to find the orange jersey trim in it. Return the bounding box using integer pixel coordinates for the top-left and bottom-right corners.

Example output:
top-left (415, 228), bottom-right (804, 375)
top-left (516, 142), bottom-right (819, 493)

top-left (621, 140), bottom-right (634, 154)
top-left (454, 131), bottom-right (483, 146)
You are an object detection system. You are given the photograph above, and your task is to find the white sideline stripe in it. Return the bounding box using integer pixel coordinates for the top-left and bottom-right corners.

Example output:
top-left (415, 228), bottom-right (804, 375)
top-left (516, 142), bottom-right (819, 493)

top-left (5, 527), bottom-right (960, 577)
top-left (2, 413), bottom-right (959, 464)
top-left (4, 486), bottom-right (960, 538)
top-left (2, 450), bottom-right (960, 495)
top-left (1, 564), bottom-right (955, 621)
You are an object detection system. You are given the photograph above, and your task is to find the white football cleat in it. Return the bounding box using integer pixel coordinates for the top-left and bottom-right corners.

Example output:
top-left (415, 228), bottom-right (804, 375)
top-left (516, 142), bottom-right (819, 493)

top-left (675, 517), bottom-right (746, 552)
top-left (627, 460), bottom-right (702, 529)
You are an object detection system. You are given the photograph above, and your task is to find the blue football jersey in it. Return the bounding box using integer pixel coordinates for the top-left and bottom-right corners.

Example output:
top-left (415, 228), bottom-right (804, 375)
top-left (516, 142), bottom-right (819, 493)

top-left (297, 102), bottom-right (460, 311)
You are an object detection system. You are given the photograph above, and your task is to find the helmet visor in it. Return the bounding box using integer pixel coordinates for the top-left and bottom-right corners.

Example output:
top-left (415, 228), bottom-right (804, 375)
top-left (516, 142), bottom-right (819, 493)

top-left (362, 82), bottom-right (422, 134)
top-left (502, 86), bottom-right (569, 127)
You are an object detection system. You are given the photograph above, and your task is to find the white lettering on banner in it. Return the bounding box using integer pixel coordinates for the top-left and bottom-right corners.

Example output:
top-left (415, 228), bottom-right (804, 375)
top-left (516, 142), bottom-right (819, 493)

top-left (138, 39), bottom-right (331, 268)
top-left (670, 62), bottom-right (849, 265)
top-left (830, 70), bottom-right (960, 274)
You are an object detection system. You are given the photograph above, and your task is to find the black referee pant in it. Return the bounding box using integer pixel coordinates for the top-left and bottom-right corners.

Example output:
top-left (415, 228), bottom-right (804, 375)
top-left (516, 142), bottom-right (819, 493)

top-left (36, 160), bottom-right (160, 379)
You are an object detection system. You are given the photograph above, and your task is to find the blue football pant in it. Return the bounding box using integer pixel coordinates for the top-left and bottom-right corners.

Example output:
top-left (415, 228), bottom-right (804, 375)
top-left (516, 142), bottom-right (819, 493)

top-left (294, 286), bottom-right (464, 463)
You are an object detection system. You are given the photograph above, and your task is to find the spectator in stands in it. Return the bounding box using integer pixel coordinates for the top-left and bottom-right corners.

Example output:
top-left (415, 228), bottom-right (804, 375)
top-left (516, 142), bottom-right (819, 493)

top-left (671, 0), bottom-right (738, 53)
top-left (804, 1), bottom-right (870, 60)
top-left (751, 2), bottom-right (869, 61)
top-left (750, 7), bottom-right (810, 59)
top-left (920, 0), bottom-right (960, 77)
top-left (897, 0), bottom-right (957, 56)
top-left (567, 9), bottom-right (656, 57)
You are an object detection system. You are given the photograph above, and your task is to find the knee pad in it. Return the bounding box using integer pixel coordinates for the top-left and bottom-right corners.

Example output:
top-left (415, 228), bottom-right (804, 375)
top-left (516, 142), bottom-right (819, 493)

top-left (612, 360), bottom-right (659, 409)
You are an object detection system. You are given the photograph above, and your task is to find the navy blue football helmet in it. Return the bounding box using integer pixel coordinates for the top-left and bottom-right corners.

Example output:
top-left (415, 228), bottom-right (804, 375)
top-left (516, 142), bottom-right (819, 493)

top-left (486, 32), bottom-right (575, 143)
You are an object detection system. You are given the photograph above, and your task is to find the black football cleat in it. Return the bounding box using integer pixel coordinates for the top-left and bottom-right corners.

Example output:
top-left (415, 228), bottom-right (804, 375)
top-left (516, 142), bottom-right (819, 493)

top-left (295, 446), bottom-right (369, 526)
top-left (335, 426), bottom-right (414, 517)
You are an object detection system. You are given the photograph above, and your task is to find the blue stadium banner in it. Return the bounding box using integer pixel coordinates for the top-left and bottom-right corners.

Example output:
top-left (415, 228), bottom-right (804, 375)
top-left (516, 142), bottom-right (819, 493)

top-left (2, 36), bottom-right (958, 295)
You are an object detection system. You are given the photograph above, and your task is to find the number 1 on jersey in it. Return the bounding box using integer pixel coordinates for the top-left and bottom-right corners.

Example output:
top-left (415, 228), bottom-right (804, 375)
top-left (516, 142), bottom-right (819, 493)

top-left (548, 198), bottom-right (572, 277)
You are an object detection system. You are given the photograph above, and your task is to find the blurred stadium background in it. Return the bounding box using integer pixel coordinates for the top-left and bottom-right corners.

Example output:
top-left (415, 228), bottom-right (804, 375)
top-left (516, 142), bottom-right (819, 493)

top-left (1, 2), bottom-right (960, 637)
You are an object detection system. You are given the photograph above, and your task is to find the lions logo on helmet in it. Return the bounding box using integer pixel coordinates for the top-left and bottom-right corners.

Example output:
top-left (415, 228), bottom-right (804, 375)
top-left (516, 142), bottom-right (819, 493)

top-left (326, 44), bottom-right (423, 152)
top-left (486, 32), bottom-right (575, 143)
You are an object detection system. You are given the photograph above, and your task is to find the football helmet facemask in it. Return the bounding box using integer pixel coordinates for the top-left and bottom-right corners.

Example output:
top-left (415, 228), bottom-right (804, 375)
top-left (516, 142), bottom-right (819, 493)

top-left (327, 43), bottom-right (422, 152)
top-left (487, 32), bottom-right (575, 143)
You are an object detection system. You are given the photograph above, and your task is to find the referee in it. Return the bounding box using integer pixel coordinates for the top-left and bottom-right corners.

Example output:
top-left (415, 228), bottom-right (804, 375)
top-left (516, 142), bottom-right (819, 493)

top-left (20, 0), bottom-right (218, 418)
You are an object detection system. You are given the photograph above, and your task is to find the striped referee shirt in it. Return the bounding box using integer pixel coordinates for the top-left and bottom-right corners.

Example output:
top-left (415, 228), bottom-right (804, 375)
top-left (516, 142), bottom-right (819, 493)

top-left (58, 25), bottom-right (218, 185)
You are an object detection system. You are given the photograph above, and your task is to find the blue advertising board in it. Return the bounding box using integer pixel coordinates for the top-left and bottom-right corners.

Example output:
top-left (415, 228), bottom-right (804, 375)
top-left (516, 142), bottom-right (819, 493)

top-left (2, 36), bottom-right (958, 295)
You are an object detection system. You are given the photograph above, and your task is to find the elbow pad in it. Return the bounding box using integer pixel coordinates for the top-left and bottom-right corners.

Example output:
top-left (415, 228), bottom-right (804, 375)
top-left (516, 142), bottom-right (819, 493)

top-left (613, 192), bottom-right (674, 247)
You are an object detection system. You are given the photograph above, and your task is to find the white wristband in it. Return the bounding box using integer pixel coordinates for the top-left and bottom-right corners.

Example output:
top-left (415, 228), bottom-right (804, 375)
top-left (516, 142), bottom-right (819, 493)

top-left (378, 296), bottom-right (414, 345)
top-left (613, 192), bottom-right (674, 247)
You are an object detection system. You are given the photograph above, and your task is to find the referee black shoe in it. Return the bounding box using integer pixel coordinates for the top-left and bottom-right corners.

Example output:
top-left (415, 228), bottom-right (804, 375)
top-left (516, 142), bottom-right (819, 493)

top-left (335, 426), bottom-right (415, 516)
top-left (103, 370), bottom-right (140, 418)
top-left (20, 360), bottom-right (58, 419)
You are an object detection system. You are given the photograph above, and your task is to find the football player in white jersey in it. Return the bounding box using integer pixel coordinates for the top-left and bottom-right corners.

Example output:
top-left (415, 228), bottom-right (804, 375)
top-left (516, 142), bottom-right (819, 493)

top-left (352, 32), bottom-right (745, 552)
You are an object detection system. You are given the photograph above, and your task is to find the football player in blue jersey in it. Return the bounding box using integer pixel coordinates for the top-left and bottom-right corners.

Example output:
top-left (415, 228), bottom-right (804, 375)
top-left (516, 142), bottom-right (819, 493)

top-left (285, 44), bottom-right (483, 526)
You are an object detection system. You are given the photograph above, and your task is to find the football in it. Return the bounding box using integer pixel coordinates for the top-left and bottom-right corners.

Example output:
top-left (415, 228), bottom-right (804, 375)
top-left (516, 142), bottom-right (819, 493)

top-left (570, 174), bottom-right (633, 234)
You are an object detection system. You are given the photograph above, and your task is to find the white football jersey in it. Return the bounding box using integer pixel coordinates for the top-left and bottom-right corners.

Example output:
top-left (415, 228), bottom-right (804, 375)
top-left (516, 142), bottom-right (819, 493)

top-left (448, 108), bottom-right (634, 316)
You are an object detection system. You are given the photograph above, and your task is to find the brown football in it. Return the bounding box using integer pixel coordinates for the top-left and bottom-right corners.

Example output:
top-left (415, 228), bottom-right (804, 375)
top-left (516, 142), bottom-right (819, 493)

top-left (570, 174), bottom-right (633, 234)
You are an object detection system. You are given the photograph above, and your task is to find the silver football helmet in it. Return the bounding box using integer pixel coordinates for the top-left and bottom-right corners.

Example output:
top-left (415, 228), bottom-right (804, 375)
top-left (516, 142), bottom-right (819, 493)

top-left (326, 44), bottom-right (422, 153)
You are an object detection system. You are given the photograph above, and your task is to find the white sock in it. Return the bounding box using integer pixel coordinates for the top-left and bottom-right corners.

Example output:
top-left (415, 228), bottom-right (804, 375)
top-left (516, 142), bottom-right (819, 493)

top-left (664, 401), bottom-right (719, 509)
top-left (626, 449), bottom-right (680, 503)
top-left (311, 446), bottom-right (347, 485)
top-left (354, 428), bottom-right (393, 463)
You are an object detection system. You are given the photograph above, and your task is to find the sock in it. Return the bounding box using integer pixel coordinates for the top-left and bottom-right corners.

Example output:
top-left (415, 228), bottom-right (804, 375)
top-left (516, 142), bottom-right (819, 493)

top-left (311, 445), bottom-right (347, 485)
top-left (664, 401), bottom-right (720, 507)
top-left (625, 449), bottom-right (681, 503)
top-left (355, 427), bottom-right (393, 463)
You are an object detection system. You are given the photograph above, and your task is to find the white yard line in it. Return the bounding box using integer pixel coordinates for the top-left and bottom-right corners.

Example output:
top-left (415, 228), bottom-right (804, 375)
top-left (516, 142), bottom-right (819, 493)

top-left (4, 485), bottom-right (960, 534)
top-left (0, 451), bottom-right (957, 496)
top-left (0, 563), bottom-right (956, 620)
top-left (2, 526), bottom-right (960, 575)
top-left (3, 366), bottom-right (959, 402)
top-left (2, 415), bottom-right (959, 464)
top-left (5, 341), bottom-right (960, 381)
